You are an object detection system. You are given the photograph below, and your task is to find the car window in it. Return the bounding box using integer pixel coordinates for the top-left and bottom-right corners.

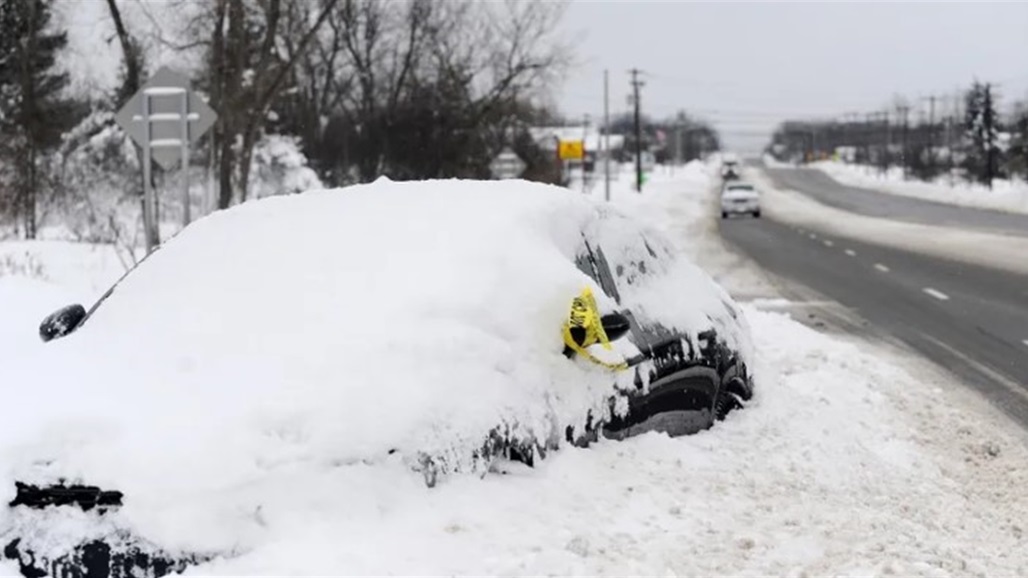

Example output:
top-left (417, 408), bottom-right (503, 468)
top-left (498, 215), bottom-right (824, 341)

top-left (576, 233), bottom-right (683, 364)
top-left (575, 238), bottom-right (621, 305)
top-left (727, 184), bottom-right (754, 191)
top-left (606, 234), bottom-right (686, 359)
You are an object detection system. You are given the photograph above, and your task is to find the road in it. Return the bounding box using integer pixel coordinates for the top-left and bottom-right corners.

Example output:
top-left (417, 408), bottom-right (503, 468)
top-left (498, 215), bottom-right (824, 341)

top-left (763, 167), bottom-right (1028, 238)
top-left (722, 169), bottom-right (1028, 427)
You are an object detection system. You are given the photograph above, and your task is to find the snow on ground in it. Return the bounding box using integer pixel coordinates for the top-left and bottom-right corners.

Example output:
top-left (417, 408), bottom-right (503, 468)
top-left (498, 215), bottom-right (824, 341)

top-left (1, 165), bottom-right (1026, 575)
top-left (184, 301), bottom-right (1028, 576)
top-left (192, 164), bottom-right (1028, 575)
top-left (813, 160), bottom-right (1028, 215)
top-left (0, 242), bottom-right (125, 360)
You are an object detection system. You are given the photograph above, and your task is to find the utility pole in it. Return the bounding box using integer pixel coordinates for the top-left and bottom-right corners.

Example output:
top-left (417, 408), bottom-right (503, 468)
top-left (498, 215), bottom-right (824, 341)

top-left (945, 114), bottom-right (955, 186)
top-left (984, 82), bottom-right (995, 189)
top-left (843, 112), bottom-right (859, 162)
top-left (603, 69), bottom-right (610, 202)
top-left (924, 95), bottom-right (937, 176)
top-left (674, 110), bottom-right (685, 172)
top-left (896, 103), bottom-right (910, 180)
top-left (630, 68), bottom-right (644, 192)
top-left (882, 111), bottom-right (892, 175)
top-left (582, 113), bottom-right (590, 194)
top-left (863, 112), bottom-right (874, 166)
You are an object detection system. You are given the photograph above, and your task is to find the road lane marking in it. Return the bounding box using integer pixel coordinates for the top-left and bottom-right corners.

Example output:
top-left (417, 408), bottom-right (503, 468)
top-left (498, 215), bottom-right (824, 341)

top-left (923, 288), bottom-right (950, 301)
top-left (1023, 340), bottom-right (1028, 348)
top-left (921, 333), bottom-right (1028, 405)
top-left (809, 233), bottom-right (817, 240)
top-left (874, 263), bottom-right (890, 272)
top-left (845, 249), bottom-right (856, 257)
top-left (823, 240), bottom-right (834, 247)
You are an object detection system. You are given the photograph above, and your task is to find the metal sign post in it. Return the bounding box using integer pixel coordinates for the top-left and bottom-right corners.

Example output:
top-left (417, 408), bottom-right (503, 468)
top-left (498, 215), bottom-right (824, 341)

top-left (116, 67), bottom-right (218, 254)
top-left (141, 88), bottom-right (154, 251)
top-left (179, 87), bottom-right (191, 225)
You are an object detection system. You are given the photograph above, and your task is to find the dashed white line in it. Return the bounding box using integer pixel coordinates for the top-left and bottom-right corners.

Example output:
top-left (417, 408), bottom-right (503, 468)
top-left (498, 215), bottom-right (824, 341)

top-left (809, 233), bottom-right (817, 240)
top-left (823, 240), bottom-right (834, 247)
top-left (923, 287), bottom-right (950, 301)
top-left (845, 249), bottom-right (856, 257)
top-left (874, 263), bottom-right (890, 273)
top-left (1023, 340), bottom-right (1028, 348)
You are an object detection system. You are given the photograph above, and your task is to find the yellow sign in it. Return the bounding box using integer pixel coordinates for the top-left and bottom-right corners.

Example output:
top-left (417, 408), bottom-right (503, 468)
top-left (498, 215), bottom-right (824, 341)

top-left (558, 139), bottom-right (585, 161)
top-left (562, 287), bottom-right (628, 371)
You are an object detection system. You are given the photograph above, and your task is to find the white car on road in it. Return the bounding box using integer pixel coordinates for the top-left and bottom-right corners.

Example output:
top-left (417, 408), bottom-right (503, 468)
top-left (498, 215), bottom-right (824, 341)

top-left (720, 181), bottom-right (761, 219)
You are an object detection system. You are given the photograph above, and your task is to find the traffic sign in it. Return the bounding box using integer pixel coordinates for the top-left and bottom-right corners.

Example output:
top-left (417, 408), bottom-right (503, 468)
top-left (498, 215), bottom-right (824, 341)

top-left (115, 67), bottom-right (217, 170)
top-left (490, 147), bottom-right (527, 179)
top-left (114, 66), bottom-right (219, 254)
top-left (558, 139), bottom-right (585, 161)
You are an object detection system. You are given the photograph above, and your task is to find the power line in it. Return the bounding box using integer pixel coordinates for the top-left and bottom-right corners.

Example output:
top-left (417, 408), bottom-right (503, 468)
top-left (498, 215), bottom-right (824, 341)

top-left (630, 68), bottom-right (644, 193)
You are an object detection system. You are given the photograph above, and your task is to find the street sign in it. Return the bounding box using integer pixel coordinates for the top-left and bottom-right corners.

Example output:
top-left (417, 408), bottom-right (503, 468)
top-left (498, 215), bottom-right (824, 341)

top-left (489, 147), bottom-right (527, 179)
top-left (558, 139), bottom-right (585, 161)
top-left (115, 66), bottom-right (219, 254)
top-left (115, 67), bottom-right (217, 170)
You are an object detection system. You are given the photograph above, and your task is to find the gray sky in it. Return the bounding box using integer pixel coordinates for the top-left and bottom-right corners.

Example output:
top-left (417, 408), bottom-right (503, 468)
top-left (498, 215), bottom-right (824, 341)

top-left (557, 1), bottom-right (1028, 153)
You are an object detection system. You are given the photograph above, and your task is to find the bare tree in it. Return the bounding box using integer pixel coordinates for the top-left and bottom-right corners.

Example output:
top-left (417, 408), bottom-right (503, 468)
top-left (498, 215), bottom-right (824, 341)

top-left (104, 0), bottom-right (144, 106)
top-left (204, 0), bottom-right (340, 209)
top-left (304, 0), bottom-right (568, 183)
top-left (179, 0), bottom-right (566, 196)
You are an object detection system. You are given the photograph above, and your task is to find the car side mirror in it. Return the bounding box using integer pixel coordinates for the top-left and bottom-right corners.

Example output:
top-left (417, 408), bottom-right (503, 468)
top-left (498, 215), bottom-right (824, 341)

top-left (601, 312), bottom-right (631, 342)
top-left (39, 304), bottom-right (87, 343)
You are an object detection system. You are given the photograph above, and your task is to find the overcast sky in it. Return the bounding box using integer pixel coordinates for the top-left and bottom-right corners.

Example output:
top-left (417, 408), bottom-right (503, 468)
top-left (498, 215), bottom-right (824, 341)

top-left (556, 1), bottom-right (1028, 153)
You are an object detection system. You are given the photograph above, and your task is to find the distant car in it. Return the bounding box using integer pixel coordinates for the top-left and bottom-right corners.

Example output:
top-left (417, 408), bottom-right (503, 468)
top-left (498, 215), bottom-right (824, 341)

top-left (721, 181), bottom-right (761, 219)
top-left (3, 179), bottom-right (754, 577)
top-left (720, 153), bottom-right (741, 180)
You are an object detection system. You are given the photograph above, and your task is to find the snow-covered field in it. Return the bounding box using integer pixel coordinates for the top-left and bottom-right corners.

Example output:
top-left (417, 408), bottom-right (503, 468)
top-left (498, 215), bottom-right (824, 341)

top-left (812, 160), bottom-right (1028, 215)
top-left (2, 165), bottom-right (1027, 576)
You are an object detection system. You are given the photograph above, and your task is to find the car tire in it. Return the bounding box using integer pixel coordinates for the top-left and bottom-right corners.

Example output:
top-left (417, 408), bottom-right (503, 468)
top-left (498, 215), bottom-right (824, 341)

top-left (752, 210), bottom-right (761, 219)
top-left (721, 211), bottom-right (728, 219)
top-left (715, 381), bottom-right (746, 421)
top-left (715, 363), bottom-right (753, 422)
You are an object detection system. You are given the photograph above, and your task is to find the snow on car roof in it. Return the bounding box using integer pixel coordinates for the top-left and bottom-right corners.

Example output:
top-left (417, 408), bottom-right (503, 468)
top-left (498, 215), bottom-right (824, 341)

top-left (0, 177), bottom-right (744, 553)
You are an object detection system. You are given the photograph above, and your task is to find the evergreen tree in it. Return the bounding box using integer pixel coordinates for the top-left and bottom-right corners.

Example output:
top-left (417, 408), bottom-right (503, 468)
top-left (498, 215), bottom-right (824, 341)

top-left (0, 0), bottom-right (75, 238)
top-left (963, 81), bottom-right (1001, 187)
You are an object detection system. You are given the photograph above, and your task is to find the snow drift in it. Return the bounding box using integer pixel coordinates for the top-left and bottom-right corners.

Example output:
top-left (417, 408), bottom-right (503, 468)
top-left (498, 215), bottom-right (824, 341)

top-left (1, 163), bottom-right (1026, 576)
top-left (0, 177), bottom-right (748, 557)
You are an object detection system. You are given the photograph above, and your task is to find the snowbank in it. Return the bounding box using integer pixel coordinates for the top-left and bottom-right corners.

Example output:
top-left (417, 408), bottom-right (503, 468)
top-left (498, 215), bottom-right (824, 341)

top-left (187, 305), bottom-right (1028, 576)
top-left (0, 242), bottom-right (125, 361)
top-left (1, 166), bottom-right (1026, 575)
top-left (1, 178), bottom-right (748, 558)
top-left (813, 160), bottom-right (1028, 215)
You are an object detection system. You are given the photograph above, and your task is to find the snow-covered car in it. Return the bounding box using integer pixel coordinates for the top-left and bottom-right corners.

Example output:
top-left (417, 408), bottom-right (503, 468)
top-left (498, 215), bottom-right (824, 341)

top-left (721, 181), bottom-right (762, 218)
top-left (1, 179), bottom-right (753, 577)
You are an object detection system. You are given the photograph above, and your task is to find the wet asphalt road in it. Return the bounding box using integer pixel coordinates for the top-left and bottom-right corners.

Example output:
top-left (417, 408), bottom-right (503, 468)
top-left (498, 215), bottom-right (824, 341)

top-left (722, 168), bottom-right (1028, 427)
